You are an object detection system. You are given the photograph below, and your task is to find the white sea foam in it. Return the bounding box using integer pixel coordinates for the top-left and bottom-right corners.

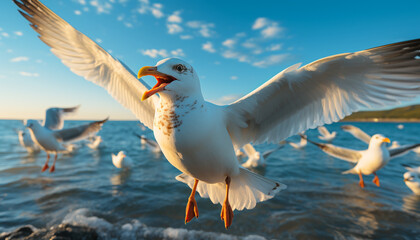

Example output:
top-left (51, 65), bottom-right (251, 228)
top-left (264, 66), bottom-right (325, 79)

top-left (61, 208), bottom-right (267, 240)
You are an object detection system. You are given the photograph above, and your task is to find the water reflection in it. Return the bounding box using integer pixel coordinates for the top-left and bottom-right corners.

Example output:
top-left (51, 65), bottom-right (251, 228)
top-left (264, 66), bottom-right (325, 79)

top-left (402, 194), bottom-right (420, 214)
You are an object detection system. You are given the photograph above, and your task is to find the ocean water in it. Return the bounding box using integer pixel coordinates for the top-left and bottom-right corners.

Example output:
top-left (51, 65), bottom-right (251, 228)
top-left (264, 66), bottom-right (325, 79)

top-left (0, 120), bottom-right (419, 239)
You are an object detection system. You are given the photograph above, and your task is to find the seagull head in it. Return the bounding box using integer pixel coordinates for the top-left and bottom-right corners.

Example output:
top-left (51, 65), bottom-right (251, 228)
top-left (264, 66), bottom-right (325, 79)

top-left (118, 151), bottom-right (127, 159)
top-left (25, 119), bottom-right (40, 129)
top-left (404, 172), bottom-right (417, 182)
top-left (137, 58), bottom-right (200, 101)
top-left (369, 134), bottom-right (391, 147)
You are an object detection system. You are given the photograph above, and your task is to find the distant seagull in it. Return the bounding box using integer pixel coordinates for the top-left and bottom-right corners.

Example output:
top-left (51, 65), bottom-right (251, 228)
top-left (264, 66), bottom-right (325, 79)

top-left (303, 134), bottom-right (420, 188)
top-left (26, 118), bottom-right (108, 172)
top-left (388, 141), bottom-right (401, 150)
top-left (317, 126), bottom-right (337, 142)
top-left (134, 133), bottom-right (161, 153)
top-left (17, 129), bottom-right (40, 153)
top-left (397, 124), bottom-right (404, 130)
top-left (412, 147), bottom-right (420, 154)
top-left (87, 136), bottom-right (102, 150)
top-left (402, 164), bottom-right (420, 195)
top-left (287, 134), bottom-right (307, 149)
top-left (241, 143), bottom-right (283, 168)
top-left (112, 151), bottom-right (133, 169)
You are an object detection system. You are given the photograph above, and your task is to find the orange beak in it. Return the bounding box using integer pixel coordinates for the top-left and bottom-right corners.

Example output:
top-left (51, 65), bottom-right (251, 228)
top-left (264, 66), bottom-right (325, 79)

top-left (138, 66), bottom-right (176, 101)
top-left (382, 138), bottom-right (391, 143)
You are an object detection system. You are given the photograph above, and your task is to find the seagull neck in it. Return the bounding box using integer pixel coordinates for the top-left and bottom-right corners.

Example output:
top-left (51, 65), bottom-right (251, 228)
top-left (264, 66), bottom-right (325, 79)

top-left (159, 92), bottom-right (204, 106)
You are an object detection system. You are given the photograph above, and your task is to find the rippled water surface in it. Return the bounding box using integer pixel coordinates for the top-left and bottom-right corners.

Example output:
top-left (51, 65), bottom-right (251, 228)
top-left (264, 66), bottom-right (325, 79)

top-left (0, 120), bottom-right (419, 239)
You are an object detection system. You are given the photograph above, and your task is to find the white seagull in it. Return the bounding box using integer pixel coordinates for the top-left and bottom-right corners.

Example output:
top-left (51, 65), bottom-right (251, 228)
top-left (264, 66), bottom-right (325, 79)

top-left (112, 151), bottom-right (133, 169)
top-left (87, 136), bottom-right (102, 150)
top-left (317, 126), bottom-right (337, 142)
top-left (134, 133), bottom-right (161, 153)
top-left (304, 135), bottom-right (420, 188)
top-left (287, 134), bottom-right (308, 149)
top-left (241, 143), bottom-right (283, 168)
top-left (17, 128), bottom-right (40, 153)
top-left (402, 164), bottom-right (420, 195)
top-left (26, 118), bottom-right (108, 172)
top-left (16, 0), bottom-right (420, 228)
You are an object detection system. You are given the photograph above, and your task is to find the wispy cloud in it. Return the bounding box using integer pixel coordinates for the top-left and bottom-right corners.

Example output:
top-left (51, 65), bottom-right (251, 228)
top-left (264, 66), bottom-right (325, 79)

top-left (252, 54), bottom-right (289, 68)
top-left (1, 32), bottom-right (10, 38)
top-left (202, 42), bottom-right (216, 53)
top-left (141, 48), bottom-right (185, 58)
top-left (211, 94), bottom-right (241, 105)
top-left (19, 72), bottom-right (39, 77)
top-left (222, 50), bottom-right (249, 63)
top-left (138, 0), bottom-right (164, 19)
top-left (222, 39), bottom-right (236, 48)
top-left (167, 24), bottom-right (183, 34)
top-left (180, 35), bottom-right (193, 40)
top-left (186, 21), bottom-right (215, 38)
top-left (230, 76), bottom-right (238, 80)
top-left (10, 56), bottom-right (29, 62)
top-left (252, 17), bottom-right (283, 38)
top-left (14, 31), bottom-right (23, 36)
top-left (167, 11), bottom-right (182, 23)
top-left (74, 10), bottom-right (82, 15)
top-left (89, 0), bottom-right (112, 14)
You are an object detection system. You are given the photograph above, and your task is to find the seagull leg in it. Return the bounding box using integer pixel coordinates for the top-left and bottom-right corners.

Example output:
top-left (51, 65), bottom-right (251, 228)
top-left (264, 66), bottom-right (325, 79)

top-left (185, 178), bottom-right (199, 223)
top-left (220, 176), bottom-right (233, 229)
top-left (50, 153), bottom-right (58, 173)
top-left (372, 172), bottom-right (380, 187)
top-left (358, 172), bottom-right (365, 188)
top-left (41, 153), bottom-right (50, 172)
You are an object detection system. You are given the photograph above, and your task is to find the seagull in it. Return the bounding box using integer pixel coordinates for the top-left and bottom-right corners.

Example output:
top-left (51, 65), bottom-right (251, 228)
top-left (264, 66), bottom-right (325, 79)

top-left (26, 118), bottom-right (108, 172)
top-left (402, 164), bottom-right (420, 195)
top-left (287, 134), bottom-right (308, 149)
top-left (17, 128), bottom-right (40, 153)
top-left (240, 143), bottom-right (282, 168)
top-left (112, 151), bottom-right (133, 169)
top-left (134, 133), bottom-right (161, 153)
top-left (15, 0), bottom-right (420, 228)
top-left (317, 126), bottom-right (337, 142)
top-left (86, 136), bottom-right (102, 150)
top-left (303, 134), bottom-right (420, 188)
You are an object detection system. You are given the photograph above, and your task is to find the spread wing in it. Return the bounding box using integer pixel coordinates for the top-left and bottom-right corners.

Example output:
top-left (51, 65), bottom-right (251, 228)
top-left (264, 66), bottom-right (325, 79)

top-left (54, 118), bottom-right (108, 143)
top-left (341, 125), bottom-right (372, 144)
top-left (14, 0), bottom-right (158, 130)
top-left (44, 106), bottom-right (79, 130)
top-left (390, 144), bottom-right (420, 158)
top-left (225, 39), bottom-right (420, 148)
top-left (304, 135), bottom-right (361, 163)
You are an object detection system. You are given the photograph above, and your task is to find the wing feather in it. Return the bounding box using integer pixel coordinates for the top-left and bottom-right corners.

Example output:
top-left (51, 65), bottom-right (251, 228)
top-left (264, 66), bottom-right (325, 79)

top-left (225, 39), bottom-right (420, 148)
top-left (54, 118), bottom-right (108, 143)
top-left (14, 0), bottom-right (158, 129)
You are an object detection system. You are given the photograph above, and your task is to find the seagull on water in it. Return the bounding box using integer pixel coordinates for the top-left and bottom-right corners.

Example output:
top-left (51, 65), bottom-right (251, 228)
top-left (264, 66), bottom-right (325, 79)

top-left (402, 164), bottom-right (420, 195)
top-left (134, 133), bottom-right (161, 153)
top-left (17, 128), bottom-right (40, 153)
top-left (26, 118), bottom-right (108, 172)
top-left (317, 126), bottom-right (337, 142)
top-left (112, 151), bottom-right (133, 169)
top-left (240, 143), bottom-right (283, 168)
top-left (303, 134), bottom-right (420, 188)
top-left (287, 134), bottom-right (308, 150)
top-left (15, 0), bottom-right (420, 228)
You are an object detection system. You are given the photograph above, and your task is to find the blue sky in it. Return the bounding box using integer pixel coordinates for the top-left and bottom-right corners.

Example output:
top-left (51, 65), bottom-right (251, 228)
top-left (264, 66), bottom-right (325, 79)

top-left (1, 0), bottom-right (420, 120)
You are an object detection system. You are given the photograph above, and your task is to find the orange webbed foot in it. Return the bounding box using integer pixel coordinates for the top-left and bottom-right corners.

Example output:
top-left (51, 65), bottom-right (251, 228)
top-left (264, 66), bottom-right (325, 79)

top-left (220, 200), bottom-right (233, 229)
top-left (41, 163), bottom-right (49, 172)
top-left (372, 175), bottom-right (380, 187)
top-left (185, 196), bottom-right (199, 223)
top-left (49, 165), bottom-right (55, 173)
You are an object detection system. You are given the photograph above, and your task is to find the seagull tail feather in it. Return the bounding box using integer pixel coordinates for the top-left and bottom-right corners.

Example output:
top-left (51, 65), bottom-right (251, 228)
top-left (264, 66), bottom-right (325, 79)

top-left (176, 168), bottom-right (286, 211)
top-left (342, 168), bottom-right (358, 175)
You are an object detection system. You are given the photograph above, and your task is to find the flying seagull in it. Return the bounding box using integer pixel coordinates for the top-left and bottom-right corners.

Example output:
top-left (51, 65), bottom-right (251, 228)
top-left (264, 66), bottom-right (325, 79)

top-left (303, 134), bottom-right (420, 188)
top-left (402, 164), bottom-right (420, 195)
top-left (240, 143), bottom-right (283, 168)
top-left (134, 133), bottom-right (161, 153)
top-left (26, 118), bottom-right (108, 172)
top-left (287, 134), bottom-right (308, 150)
top-left (86, 135), bottom-right (102, 150)
top-left (317, 126), bottom-right (337, 142)
top-left (15, 0), bottom-right (420, 228)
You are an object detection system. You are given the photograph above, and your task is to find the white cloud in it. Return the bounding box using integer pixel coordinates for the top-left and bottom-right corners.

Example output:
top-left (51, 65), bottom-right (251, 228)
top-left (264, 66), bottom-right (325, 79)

top-left (167, 24), bottom-right (183, 34)
top-left (252, 54), bottom-right (288, 68)
top-left (242, 40), bottom-right (257, 49)
top-left (117, 15), bottom-right (124, 21)
top-left (89, 0), bottom-right (112, 14)
top-left (186, 21), bottom-right (215, 38)
top-left (267, 44), bottom-right (282, 51)
top-left (180, 35), bottom-right (193, 40)
top-left (252, 17), bottom-right (284, 38)
top-left (141, 48), bottom-right (185, 58)
top-left (14, 31), bottom-right (23, 36)
top-left (74, 10), bottom-right (82, 15)
top-left (83, 7), bottom-right (89, 11)
top-left (252, 18), bottom-right (269, 30)
top-left (1, 32), bottom-right (10, 38)
top-left (96, 38), bottom-right (102, 43)
top-left (202, 42), bottom-right (216, 53)
top-left (151, 8), bottom-right (164, 18)
top-left (230, 76), bottom-right (238, 80)
top-left (167, 11), bottom-right (182, 23)
top-left (137, 1), bottom-right (164, 18)
top-left (6, 49), bottom-right (13, 53)
top-left (124, 22), bottom-right (133, 28)
top-left (19, 72), bottom-right (39, 77)
top-left (211, 94), bottom-right (241, 105)
top-left (222, 50), bottom-right (249, 63)
top-left (222, 39), bottom-right (236, 48)
top-left (10, 56), bottom-right (29, 62)
top-left (78, 0), bottom-right (87, 5)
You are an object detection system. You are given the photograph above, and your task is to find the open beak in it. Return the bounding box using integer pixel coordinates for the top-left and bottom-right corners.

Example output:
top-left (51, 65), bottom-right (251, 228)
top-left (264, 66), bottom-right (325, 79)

top-left (382, 138), bottom-right (391, 143)
top-left (138, 66), bottom-right (176, 101)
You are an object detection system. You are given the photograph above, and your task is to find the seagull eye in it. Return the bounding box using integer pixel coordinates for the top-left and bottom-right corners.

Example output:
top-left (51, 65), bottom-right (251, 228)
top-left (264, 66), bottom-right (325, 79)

top-left (174, 64), bottom-right (186, 72)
